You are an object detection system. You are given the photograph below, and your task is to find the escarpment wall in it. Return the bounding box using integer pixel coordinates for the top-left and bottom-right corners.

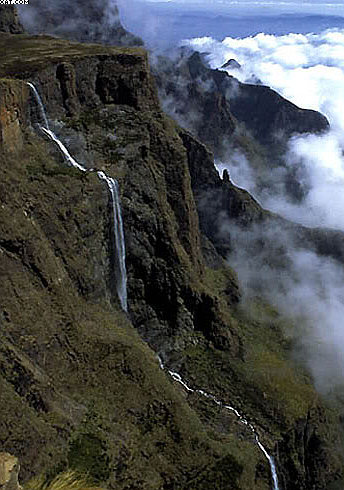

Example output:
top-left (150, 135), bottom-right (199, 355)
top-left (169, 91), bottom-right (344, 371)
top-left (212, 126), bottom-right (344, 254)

top-left (0, 31), bottom-right (344, 490)
top-left (0, 35), bottom-right (250, 489)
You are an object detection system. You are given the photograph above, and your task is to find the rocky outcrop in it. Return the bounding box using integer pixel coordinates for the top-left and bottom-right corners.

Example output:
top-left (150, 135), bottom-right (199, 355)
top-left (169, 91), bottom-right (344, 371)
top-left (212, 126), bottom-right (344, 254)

top-left (180, 126), bottom-right (344, 269)
top-left (0, 80), bottom-right (28, 153)
top-left (156, 50), bottom-right (329, 205)
top-left (179, 128), bottom-right (265, 256)
top-left (18, 0), bottom-right (143, 46)
top-left (227, 80), bottom-right (329, 145)
top-left (221, 59), bottom-right (241, 70)
top-left (0, 7), bottom-right (24, 35)
top-left (157, 51), bottom-right (329, 155)
top-left (155, 51), bottom-right (237, 158)
top-left (0, 36), bottom-right (156, 116)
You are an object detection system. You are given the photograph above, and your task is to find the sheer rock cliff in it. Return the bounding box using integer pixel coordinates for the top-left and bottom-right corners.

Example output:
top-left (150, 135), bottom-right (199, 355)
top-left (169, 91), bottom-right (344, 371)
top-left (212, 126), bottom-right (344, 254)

top-left (0, 19), bottom-right (344, 490)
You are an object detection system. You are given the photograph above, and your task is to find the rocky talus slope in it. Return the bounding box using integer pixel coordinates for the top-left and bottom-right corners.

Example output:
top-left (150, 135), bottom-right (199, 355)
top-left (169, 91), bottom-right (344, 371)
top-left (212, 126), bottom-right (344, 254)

top-left (0, 18), bottom-right (344, 490)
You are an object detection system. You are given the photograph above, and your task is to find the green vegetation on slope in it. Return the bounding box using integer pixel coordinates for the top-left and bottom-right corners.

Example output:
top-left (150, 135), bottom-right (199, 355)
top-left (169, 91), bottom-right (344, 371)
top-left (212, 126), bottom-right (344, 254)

top-left (0, 132), bottom-right (247, 489)
top-left (0, 33), bottom-right (145, 77)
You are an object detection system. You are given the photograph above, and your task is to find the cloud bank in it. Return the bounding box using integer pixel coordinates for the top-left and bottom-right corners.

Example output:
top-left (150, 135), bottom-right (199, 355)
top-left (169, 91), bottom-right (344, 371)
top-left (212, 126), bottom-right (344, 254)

top-left (187, 29), bottom-right (344, 229)
top-left (184, 29), bottom-right (344, 393)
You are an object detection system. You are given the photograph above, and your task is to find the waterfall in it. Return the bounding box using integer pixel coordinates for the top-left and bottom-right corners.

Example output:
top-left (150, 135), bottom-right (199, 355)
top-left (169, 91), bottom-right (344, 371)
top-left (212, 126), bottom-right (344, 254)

top-left (27, 82), bottom-right (50, 130)
top-left (28, 81), bottom-right (278, 486)
top-left (27, 83), bottom-right (128, 312)
top-left (158, 357), bottom-right (279, 490)
top-left (40, 127), bottom-right (87, 173)
top-left (97, 172), bottom-right (127, 311)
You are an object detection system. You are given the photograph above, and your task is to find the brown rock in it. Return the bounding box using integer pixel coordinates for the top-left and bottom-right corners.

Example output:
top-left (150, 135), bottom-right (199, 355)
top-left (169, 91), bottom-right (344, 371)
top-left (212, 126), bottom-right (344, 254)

top-left (56, 62), bottom-right (80, 117)
top-left (0, 80), bottom-right (28, 153)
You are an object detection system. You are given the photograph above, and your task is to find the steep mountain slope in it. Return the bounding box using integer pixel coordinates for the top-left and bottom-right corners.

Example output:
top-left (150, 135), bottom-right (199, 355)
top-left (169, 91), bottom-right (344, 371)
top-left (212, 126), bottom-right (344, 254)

top-left (156, 51), bottom-right (328, 153)
top-left (155, 50), bottom-right (329, 201)
top-left (0, 53), bottom-right (247, 490)
top-left (0, 13), bottom-right (344, 490)
top-left (180, 127), bottom-right (344, 265)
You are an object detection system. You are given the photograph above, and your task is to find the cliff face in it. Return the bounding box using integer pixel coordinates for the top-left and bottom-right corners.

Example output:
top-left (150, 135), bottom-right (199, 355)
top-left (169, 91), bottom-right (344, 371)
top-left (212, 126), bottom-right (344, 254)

top-left (0, 29), bottom-right (344, 490)
top-left (0, 80), bottom-right (27, 153)
top-left (0, 76), bottom-right (241, 489)
top-left (18, 0), bottom-right (143, 46)
top-left (180, 125), bottom-right (344, 267)
top-left (156, 51), bottom-right (329, 202)
top-left (156, 51), bottom-right (328, 154)
top-left (0, 6), bottom-right (24, 34)
top-left (157, 50), bottom-right (329, 153)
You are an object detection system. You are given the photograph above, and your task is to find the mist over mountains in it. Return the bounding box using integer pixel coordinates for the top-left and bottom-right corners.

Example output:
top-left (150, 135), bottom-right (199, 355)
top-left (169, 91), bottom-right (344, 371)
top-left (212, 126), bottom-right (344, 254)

top-left (18, 0), bottom-right (143, 45)
top-left (129, 0), bottom-right (344, 396)
top-left (178, 27), bottom-right (344, 393)
top-left (187, 29), bottom-right (344, 229)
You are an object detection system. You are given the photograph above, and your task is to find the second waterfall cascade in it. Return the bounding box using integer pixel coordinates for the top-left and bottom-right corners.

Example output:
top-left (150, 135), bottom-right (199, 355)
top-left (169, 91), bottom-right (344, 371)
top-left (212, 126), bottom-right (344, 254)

top-left (28, 82), bottom-right (127, 312)
top-left (28, 81), bottom-right (279, 490)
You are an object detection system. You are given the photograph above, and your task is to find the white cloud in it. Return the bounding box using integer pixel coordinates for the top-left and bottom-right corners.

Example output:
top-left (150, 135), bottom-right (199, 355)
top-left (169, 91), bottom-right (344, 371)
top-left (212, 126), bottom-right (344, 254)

top-left (186, 28), bottom-right (344, 230)
top-left (186, 28), bottom-right (344, 391)
top-left (215, 152), bottom-right (256, 194)
top-left (187, 29), bottom-right (344, 120)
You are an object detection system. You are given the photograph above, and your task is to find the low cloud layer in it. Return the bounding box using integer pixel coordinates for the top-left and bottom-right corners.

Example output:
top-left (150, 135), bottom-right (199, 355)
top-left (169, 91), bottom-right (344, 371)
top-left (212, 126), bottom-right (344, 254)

top-left (187, 29), bottom-right (344, 229)
top-left (185, 29), bottom-right (344, 393)
top-left (227, 220), bottom-right (344, 394)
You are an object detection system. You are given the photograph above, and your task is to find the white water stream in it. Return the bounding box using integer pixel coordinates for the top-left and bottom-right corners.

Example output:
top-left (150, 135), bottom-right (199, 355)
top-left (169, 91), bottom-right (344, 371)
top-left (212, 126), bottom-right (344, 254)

top-left (97, 171), bottom-right (127, 312)
top-left (27, 82), bottom-right (50, 130)
top-left (28, 83), bottom-right (128, 311)
top-left (158, 356), bottom-right (279, 490)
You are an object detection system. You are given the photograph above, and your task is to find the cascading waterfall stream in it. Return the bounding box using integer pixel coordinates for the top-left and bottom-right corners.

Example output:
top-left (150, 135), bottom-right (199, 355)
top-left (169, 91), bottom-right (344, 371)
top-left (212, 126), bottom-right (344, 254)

top-left (28, 81), bottom-right (278, 488)
top-left (28, 83), bottom-right (128, 312)
top-left (97, 172), bottom-right (127, 312)
top-left (27, 82), bottom-right (50, 130)
top-left (158, 356), bottom-right (279, 490)
top-left (40, 127), bottom-right (87, 173)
